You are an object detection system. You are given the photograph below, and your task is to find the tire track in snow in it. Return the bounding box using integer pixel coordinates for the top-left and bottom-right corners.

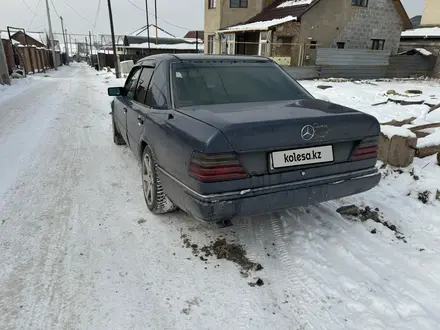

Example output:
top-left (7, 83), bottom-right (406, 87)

top-left (235, 216), bottom-right (264, 330)
top-left (301, 203), bottom-right (440, 326)
top-left (268, 212), bottom-right (332, 330)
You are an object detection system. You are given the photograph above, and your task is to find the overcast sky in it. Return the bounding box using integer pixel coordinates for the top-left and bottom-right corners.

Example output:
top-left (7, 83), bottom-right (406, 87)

top-left (0, 0), bottom-right (425, 39)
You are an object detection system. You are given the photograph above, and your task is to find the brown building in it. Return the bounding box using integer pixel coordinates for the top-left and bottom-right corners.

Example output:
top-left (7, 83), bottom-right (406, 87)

top-left (205, 0), bottom-right (412, 66)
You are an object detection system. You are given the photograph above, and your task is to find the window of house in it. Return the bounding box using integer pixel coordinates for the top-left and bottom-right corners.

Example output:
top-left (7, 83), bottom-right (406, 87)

top-left (278, 36), bottom-right (293, 56)
top-left (230, 0), bottom-right (248, 8)
top-left (208, 0), bottom-right (216, 9)
top-left (310, 40), bottom-right (317, 49)
top-left (371, 39), bottom-right (385, 50)
top-left (352, 0), bottom-right (368, 7)
top-left (207, 35), bottom-right (214, 54)
top-left (225, 34), bottom-right (236, 54)
top-left (336, 42), bottom-right (345, 49)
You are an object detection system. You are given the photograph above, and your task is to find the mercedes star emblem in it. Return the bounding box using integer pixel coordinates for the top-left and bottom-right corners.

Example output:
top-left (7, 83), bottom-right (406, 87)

top-left (301, 125), bottom-right (315, 141)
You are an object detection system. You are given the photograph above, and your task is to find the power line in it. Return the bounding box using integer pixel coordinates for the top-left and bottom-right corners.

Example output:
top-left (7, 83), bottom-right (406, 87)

top-left (92, 0), bottom-right (102, 33)
top-left (126, 0), bottom-right (193, 31)
top-left (27, 0), bottom-right (43, 30)
top-left (50, 0), bottom-right (60, 18)
top-left (62, 0), bottom-right (95, 26)
top-left (21, 0), bottom-right (39, 16)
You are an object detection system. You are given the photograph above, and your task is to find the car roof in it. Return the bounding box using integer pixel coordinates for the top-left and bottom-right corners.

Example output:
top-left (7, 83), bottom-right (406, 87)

top-left (136, 53), bottom-right (271, 65)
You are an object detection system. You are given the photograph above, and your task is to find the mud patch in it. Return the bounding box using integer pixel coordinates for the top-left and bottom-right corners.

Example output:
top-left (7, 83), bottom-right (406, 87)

top-left (418, 191), bottom-right (431, 204)
top-left (337, 205), bottom-right (407, 242)
top-left (181, 234), bottom-right (263, 275)
top-left (248, 278), bottom-right (264, 287)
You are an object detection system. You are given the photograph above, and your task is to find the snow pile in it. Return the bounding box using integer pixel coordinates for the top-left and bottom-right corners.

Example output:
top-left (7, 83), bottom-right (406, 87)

top-left (277, 0), bottom-right (313, 8)
top-left (417, 130), bottom-right (440, 148)
top-left (226, 15), bottom-right (297, 31)
top-left (401, 27), bottom-right (440, 38)
top-left (415, 48), bottom-right (433, 56)
top-left (381, 125), bottom-right (416, 139)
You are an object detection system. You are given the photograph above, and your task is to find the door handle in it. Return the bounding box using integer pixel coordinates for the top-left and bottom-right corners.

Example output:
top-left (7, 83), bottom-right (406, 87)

top-left (138, 116), bottom-right (144, 126)
top-left (123, 107), bottom-right (127, 114)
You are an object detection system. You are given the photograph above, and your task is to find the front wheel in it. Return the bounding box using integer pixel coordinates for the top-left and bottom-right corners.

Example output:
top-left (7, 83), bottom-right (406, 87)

top-left (142, 145), bottom-right (176, 214)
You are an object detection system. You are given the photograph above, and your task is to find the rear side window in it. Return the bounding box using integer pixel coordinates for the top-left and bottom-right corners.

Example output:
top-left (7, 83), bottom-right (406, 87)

top-left (171, 61), bottom-right (311, 108)
top-left (124, 67), bottom-right (142, 99)
top-left (145, 62), bottom-right (169, 109)
top-left (135, 67), bottom-right (154, 104)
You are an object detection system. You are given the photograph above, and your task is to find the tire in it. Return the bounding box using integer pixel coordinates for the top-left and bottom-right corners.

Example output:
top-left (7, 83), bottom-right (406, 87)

top-left (112, 114), bottom-right (126, 145)
top-left (142, 145), bottom-right (177, 214)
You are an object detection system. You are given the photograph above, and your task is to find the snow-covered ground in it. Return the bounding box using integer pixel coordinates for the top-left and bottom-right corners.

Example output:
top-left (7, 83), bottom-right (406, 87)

top-left (0, 63), bottom-right (440, 330)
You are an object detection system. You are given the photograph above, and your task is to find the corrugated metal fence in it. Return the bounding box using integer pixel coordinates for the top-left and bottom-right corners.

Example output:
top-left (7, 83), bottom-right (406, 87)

top-left (387, 55), bottom-right (437, 78)
top-left (316, 49), bottom-right (391, 79)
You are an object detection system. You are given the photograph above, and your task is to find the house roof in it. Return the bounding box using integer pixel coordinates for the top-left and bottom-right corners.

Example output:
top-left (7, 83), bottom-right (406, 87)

top-left (401, 27), bottom-right (440, 39)
top-left (124, 35), bottom-right (200, 46)
top-left (410, 15), bottom-right (422, 27)
top-left (221, 16), bottom-right (298, 32)
top-left (391, 0), bottom-right (413, 30)
top-left (184, 31), bottom-right (204, 40)
top-left (245, 0), bottom-right (314, 25)
top-left (11, 31), bottom-right (46, 47)
top-left (225, 0), bottom-right (412, 32)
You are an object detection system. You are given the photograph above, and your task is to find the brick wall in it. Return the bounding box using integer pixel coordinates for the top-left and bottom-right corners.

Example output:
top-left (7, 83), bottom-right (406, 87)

top-left (333, 0), bottom-right (403, 54)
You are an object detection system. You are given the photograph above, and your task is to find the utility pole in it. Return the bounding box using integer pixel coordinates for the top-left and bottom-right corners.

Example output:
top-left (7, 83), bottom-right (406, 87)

top-left (69, 34), bottom-right (73, 60)
top-left (0, 39), bottom-right (11, 85)
top-left (45, 0), bottom-right (57, 70)
top-left (145, 0), bottom-right (151, 54)
top-left (85, 37), bottom-right (89, 63)
top-left (89, 31), bottom-right (93, 66)
top-left (154, 0), bottom-right (158, 45)
top-left (60, 17), bottom-right (69, 65)
top-left (107, 0), bottom-right (120, 78)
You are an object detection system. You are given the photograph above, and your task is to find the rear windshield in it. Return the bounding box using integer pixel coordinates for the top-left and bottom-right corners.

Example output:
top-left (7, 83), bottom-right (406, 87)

top-left (171, 61), bottom-right (312, 108)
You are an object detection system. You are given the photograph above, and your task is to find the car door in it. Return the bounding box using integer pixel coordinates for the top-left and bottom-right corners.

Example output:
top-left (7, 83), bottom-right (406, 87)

top-left (141, 61), bottom-right (181, 174)
top-left (126, 62), bottom-right (155, 156)
top-left (114, 66), bottom-right (142, 143)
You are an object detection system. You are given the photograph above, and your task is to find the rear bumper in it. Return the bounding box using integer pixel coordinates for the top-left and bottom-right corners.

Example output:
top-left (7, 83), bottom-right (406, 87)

top-left (158, 168), bottom-right (381, 222)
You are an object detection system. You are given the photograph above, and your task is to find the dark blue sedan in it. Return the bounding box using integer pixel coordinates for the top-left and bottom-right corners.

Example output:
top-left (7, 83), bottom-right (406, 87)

top-left (108, 54), bottom-right (380, 227)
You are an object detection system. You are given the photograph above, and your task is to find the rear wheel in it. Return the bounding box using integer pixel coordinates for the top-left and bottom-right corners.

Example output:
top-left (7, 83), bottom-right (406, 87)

top-left (112, 114), bottom-right (126, 145)
top-left (142, 145), bottom-right (176, 214)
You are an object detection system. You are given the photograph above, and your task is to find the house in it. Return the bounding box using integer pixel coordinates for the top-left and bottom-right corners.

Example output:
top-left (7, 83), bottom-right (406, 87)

top-left (11, 31), bottom-right (46, 48)
top-left (399, 0), bottom-right (440, 76)
top-left (400, 0), bottom-right (440, 53)
top-left (420, 0), bottom-right (440, 27)
top-left (121, 35), bottom-right (203, 56)
top-left (206, 0), bottom-right (412, 66)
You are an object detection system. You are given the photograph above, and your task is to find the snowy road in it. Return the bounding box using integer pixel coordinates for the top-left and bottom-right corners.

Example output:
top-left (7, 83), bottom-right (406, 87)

top-left (1, 64), bottom-right (440, 330)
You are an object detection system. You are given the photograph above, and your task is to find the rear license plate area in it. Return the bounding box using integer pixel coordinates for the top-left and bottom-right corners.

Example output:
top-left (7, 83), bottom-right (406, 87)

top-left (270, 145), bottom-right (334, 169)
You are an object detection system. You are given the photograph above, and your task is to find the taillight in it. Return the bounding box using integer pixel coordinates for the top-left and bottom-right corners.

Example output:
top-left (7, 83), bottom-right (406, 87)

top-left (351, 136), bottom-right (379, 161)
top-left (189, 152), bottom-right (248, 182)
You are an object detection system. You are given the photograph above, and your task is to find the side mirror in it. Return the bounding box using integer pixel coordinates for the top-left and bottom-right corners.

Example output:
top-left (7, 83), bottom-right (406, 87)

top-left (108, 87), bottom-right (125, 96)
